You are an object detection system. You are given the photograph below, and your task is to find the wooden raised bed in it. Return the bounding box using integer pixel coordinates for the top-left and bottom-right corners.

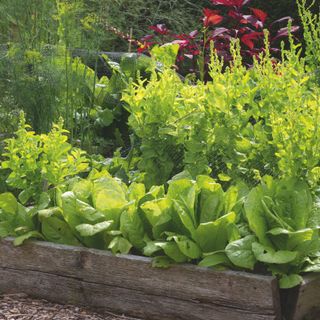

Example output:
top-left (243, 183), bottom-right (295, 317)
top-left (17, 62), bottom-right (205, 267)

top-left (281, 274), bottom-right (320, 320)
top-left (0, 238), bottom-right (318, 320)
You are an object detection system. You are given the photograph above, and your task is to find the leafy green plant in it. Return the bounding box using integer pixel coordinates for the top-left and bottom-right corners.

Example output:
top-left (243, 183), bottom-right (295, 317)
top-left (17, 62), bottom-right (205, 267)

top-left (1, 169), bottom-right (320, 288)
top-left (1, 114), bottom-right (89, 205)
top-left (123, 33), bottom-right (320, 188)
top-left (243, 176), bottom-right (320, 288)
top-left (297, 0), bottom-right (320, 83)
top-left (0, 192), bottom-right (43, 245)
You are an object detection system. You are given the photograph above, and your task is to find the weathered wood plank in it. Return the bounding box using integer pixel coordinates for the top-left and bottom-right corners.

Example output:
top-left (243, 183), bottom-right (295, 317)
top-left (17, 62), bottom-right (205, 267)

top-left (281, 274), bottom-right (320, 320)
top-left (0, 267), bottom-right (278, 320)
top-left (0, 238), bottom-right (282, 320)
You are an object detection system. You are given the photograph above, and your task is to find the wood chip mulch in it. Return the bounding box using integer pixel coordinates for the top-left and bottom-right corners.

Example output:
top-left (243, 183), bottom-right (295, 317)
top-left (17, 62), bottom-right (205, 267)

top-left (0, 294), bottom-right (140, 320)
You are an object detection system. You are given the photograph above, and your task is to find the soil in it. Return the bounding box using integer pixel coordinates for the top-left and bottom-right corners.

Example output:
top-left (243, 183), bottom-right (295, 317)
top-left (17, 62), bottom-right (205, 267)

top-left (0, 294), bottom-right (140, 320)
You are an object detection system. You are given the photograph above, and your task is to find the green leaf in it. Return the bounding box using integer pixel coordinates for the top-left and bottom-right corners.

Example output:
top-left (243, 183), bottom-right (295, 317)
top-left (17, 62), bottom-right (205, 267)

top-left (143, 241), bottom-right (162, 256)
top-left (244, 187), bottom-right (271, 246)
top-left (275, 179), bottom-right (313, 230)
top-left (18, 189), bottom-right (32, 205)
top-left (173, 200), bottom-right (196, 237)
top-left (170, 171), bottom-right (193, 181)
top-left (198, 252), bottom-right (229, 268)
top-left (0, 193), bottom-right (18, 214)
top-left (0, 221), bottom-right (12, 237)
top-left (173, 235), bottom-right (201, 259)
top-left (152, 256), bottom-right (172, 268)
top-left (218, 173), bottom-right (231, 182)
top-left (139, 185), bottom-right (165, 206)
top-left (194, 212), bottom-right (237, 253)
top-left (196, 176), bottom-right (224, 223)
top-left (140, 198), bottom-right (172, 239)
top-left (92, 177), bottom-right (128, 228)
top-left (16, 204), bottom-right (35, 230)
top-left (120, 53), bottom-right (138, 77)
top-left (61, 192), bottom-right (105, 230)
top-left (268, 227), bottom-right (318, 252)
top-left (279, 274), bottom-right (303, 289)
top-left (155, 241), bottom-right (188, 263)
top-left (76, 200), bottom-right (106, 223)
top-left (120, 205), bottom-right (145, 249)
top-left (13, 231), bottom-right (44, 246)
top-left (252, 242), bottom-right (298, 264)
top-left (224, 186), bottom-right (238, 214)
top-left (38, 207), bottom-right (63, 219)
top-left (140, 198), bottom-right (172, 227)
top-left (72, 179), bottom-right (93, 202)
top-left (127, 182), bottom-right (146, 202)
top-left (75, 221), bottom-right (112, 237)
top-left (303, 257), bottom-right (320, 272)
top-left (98, 108), bottom-right (114, 127)
top-left (38, 192), bottom-right (51, 210)
top-left (41, 216), bottom-right (81, 246)
top-left (226, 235), bottom-right (257, 270)
top-left (150, 44), bottom-right (179, 68)
top-left (167, 179), bottom-right (198, 226)
top-left (108, 236), bottom-right (132, 254)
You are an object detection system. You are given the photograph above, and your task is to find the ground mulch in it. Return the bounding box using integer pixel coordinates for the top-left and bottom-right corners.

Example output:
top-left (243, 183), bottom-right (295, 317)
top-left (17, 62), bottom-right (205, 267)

top-left (0, 294), bottom-right (140, 320)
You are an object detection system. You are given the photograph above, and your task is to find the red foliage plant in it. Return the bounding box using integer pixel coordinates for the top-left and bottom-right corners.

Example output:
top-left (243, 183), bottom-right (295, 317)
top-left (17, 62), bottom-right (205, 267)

top-left (136, 0), bottom-right (299, 75)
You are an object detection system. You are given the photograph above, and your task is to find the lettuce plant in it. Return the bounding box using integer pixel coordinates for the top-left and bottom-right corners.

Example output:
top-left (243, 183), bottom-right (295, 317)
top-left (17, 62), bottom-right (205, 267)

top-left (1, 171), bottom-right (320, 288)
top-left (243, 176), bottom-right (320, 288)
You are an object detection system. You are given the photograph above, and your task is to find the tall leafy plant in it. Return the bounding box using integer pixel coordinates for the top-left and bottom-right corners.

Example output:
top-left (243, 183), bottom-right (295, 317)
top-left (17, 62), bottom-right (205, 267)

top-left (1, 114), bottom-right (89, 205)
top-left (123, 33), bottom-right (320, 188)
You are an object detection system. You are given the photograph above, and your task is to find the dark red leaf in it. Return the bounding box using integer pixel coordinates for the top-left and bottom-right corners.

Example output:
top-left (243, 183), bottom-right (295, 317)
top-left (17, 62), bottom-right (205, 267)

top-left (241, 32), bottom-right (263, 49)
top-left (189, 30), bottom-right (199, 38)
top-left (270, 16), bottom-right (293, 27)
top-left (149, 24), bottom-right (169, 35)
top-left (172, 39), bottom-right (190, 48)
top-left (250, 8), bottom-right (268, 23)
top-left (141, 34), bottom-right (154, 42)
top-left (228, 10), bottom-right (243, 20)
top-left (241, 15), bottom-right (264, 29)
top-left (271, 26), bottom-right (300, 41)
top-left (203, 8), bottom-right (224, 26)
top-left (212, 27), bottom-right (230, 37)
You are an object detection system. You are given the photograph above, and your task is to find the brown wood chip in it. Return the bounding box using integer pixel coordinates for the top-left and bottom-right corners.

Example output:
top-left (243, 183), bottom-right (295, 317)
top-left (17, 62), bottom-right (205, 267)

top-left (0, 294), bottom-right (140, 320)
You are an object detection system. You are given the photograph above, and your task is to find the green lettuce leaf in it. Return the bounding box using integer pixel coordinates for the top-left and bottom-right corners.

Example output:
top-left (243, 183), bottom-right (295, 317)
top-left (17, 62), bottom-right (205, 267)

top-left (252, 242), bottom-right (298, 264)
top-left (226, 235), bottom-right (257, 270)
top-left (194, 212), bottom-right (238, 253)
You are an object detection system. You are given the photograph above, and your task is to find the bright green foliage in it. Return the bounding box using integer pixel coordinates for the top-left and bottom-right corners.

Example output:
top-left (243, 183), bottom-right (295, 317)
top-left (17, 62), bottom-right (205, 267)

top-left (0, 192), bottom-right (42, 243)
top-left (297, 0), bottom-right (320, 83)
top-left (2, 116), bottom-right (320, 288)
top-left (244, 176), bottom-right (320, 288)
top-left (123, 38), bottom-right (320, 188)
top-left (1, 114), bottom-right (88, 205)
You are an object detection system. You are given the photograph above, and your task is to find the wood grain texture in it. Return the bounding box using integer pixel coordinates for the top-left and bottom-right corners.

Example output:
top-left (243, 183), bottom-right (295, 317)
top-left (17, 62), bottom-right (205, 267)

top-left (282, 274), bottom-right (320, 320)
top-left (0, 238), bottom-right (282, 320)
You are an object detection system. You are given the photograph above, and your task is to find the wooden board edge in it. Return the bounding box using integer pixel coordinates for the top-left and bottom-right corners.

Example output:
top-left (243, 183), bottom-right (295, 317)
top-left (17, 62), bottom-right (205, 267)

top-left (0, 237), bottom-right (282, 318)
top-left (0, 266), bottom-right (281, 320)
top-left (1, 237), bottom-right (277, 281)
